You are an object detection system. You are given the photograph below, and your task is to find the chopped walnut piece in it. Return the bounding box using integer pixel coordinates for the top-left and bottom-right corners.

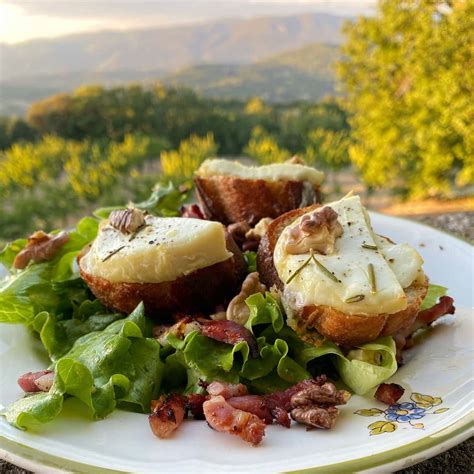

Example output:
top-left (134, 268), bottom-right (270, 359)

top-left (245, 217), bottom-right (273, 241)
top-left (285, 206), bottom-right (343, 255)
top-left (109, 208), bottom-right (146, 234)
top-left (291, 406), bottom-right (339, 429)
top-left (291, 383), bottom-right (351, 407)
top-left (13, 230), bottom-right (69, 269)
top-left (227, 221), bottom-right (251, 247)
top-left (290, 381), bottom-right (351, 430)
top-left (226, 272), bottom-right (267, 326)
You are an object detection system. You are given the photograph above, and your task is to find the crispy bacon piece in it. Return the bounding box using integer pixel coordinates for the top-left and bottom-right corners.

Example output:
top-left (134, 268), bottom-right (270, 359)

top-left (396, 295), bottom-right (456, 354)
top-left (418, 296), bottom-right (455, 325)
top-left (374, 383), bottom-right (405, 405)
top-left (180, 204), bottom-right (205, 219)
top-left (186, 393), bottom-right (208, 420)
top-left (207, 381), bottom-right (248, 399)
top-left (198, 319), bottom-right (259, 358)
top-left (203, 395), bottom-right (266, 445)
top-left (227, 395), bottom-right (273, 424)
top-left (149, 393), bottom-right (187, 439)
top-left (270, 406), bottom-right (291, 428)
top-left (17, 370), bottom-right (54, 393)
top-left (13, 231), bottom-right (69, 269)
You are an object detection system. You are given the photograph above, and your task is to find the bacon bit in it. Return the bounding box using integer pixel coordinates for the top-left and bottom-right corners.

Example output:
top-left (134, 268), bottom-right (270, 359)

top-left (395, 295), bottom-right (456, 353)
top-left (18, 370), bottom-right (54, 393)
top-left (227, 395), bottom-right (273, 424)
top-left (418, 296), bottom-right (455, 325)
top-left (207, 381), bottom-right (248, 399)
top-left (198, 319), bottom-right (259, 358)
top-left (270, 406), bottom-right (291, 428)
top-left (13, 231), bottom-right (69, 269)
top-left (149, 393), bottom-right (187, 439)
top-left (180, 204), bottom-right (205, 220)
top-left (374, 383), bottom-right (405, 405)
top-left (186, 393), bottom-right (208, 420)
top-left (203, 395), bottom-right (266, 446)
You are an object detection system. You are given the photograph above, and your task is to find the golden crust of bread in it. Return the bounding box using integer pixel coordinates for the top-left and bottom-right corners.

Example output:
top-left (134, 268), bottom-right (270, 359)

top-left (79, 232), bottom-right (246, 316)
top-left (257, 206), bottom-right (429, 346)
top-left (194, 176), bottom-right (321, 225)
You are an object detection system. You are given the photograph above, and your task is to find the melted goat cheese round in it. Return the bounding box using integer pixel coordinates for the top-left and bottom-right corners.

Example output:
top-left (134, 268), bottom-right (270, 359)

top-left (274, 196), bottom-right (424, 316)
top-left (197, 158), bottom-right (325, 186)
top-left (80, 216), bottom-right (232, 283)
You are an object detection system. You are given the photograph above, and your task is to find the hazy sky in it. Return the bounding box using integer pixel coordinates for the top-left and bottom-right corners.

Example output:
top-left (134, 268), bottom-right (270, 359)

top-left (0, 1), bottom-right (376, 44)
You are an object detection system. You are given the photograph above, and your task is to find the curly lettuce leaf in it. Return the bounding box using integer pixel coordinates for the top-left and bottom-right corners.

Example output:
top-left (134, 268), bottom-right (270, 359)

top-left (243, 251), bottom-right (257, 273)
top-left (420, 284), bottom-right (448, 310)
top-left (334, 337), bottom-right (398, 395)
top-left (0, 217), bottom-right (99, 325)
top-left (4, 303), bottom-right (163, 430)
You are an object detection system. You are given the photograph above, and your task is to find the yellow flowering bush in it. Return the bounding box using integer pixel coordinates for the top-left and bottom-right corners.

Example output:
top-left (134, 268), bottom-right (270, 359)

top-left (160, 133), bottom-right (217, 181)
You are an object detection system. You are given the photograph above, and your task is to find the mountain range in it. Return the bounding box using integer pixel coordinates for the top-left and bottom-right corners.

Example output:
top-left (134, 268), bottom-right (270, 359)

top-left (0, 13), bottom-right (347, 115)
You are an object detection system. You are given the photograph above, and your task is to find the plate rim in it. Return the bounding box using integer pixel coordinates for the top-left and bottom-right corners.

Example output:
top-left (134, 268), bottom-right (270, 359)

top-left (0, 213), bottom-right (472, 472)
top-left (0, 415), bottom-right (472, 473)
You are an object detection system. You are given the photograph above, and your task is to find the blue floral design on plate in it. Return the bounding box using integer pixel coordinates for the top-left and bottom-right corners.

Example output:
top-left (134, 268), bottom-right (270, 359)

top-left (385, 402), bottom-right (426, 423)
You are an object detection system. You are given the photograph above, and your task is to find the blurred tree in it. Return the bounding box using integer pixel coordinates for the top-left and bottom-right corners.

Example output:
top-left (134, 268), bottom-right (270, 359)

top-left (338, 0), bottom-right (474, 198)
top-left (0, 117), bottom-right (37, 149)
top-left (244, 126), bottom-right (290, 164)
top-left (304, 129), bottom-right (350, 188)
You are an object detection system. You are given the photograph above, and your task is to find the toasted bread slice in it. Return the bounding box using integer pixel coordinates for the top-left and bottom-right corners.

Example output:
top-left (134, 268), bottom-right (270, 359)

top-left (79, 232), bottom-right (246, 316)
top-left (257, 206), bottom-right (429, 346)
top-left (195, 176), bottom-right (321, 226)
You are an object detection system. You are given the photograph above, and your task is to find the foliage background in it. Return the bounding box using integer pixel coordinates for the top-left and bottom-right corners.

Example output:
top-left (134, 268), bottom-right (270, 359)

top-left (0, 0), bottom-right (472, 243)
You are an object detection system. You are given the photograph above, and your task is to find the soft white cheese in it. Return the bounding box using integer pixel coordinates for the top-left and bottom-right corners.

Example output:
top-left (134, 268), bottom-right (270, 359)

top-left (274, 195), bottom-right (424, 316)
top-left (80, 216), bottom-right (232, 283)
top-left (196, 159), bottom-right (324, 186)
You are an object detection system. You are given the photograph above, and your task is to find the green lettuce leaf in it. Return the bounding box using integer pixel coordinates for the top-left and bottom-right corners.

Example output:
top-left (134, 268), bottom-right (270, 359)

top-left (334, 337), bottom-right (398, 395)
top-left (0, 217), bottom-right (99, 325)
top-left (420, 284), bottom-right (448, 310)
top-left (4, 303), bottom-right (163, 430)
top-left (243, 251), bottom-right (257, 273)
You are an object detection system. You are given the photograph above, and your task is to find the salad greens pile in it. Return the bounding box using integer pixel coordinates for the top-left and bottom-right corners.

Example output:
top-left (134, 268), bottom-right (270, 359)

top-left (0, 182), bottom-right (448, 431)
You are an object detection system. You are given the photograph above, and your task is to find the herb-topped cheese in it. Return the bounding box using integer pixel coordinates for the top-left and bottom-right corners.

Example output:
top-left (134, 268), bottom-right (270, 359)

top-left (274, 195), bottom-right (424, 316)
top-left (196, 159), bottom-right (324, 186)
top-left (80, 216), bottom-right (232, 283)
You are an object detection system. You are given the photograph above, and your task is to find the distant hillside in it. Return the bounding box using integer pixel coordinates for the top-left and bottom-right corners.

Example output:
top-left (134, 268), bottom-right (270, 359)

top-left (163, 43), bottom-right (339, 102)
top-left (0, 13), bottom-right (345, 81)
top-left (0, 42), bottom-right (340, 115)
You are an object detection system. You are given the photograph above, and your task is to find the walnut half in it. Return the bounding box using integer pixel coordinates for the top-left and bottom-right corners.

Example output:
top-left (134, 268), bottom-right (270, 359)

top-left (109, 208), bottom-right (146, 234)
top-left (290, 381), bottom-right (351, 430)
top-left (285, 206), bottom-right (343, 255)
top-left (226, 272), bottom-right (267, 326)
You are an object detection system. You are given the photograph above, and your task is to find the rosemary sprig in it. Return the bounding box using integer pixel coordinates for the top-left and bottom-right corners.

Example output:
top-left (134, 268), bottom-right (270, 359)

top-left (362, 243), bottom-right (378, 250)
top-left (311, 252), bottom-right (341, 283)
top-left (286, 249), bottom-right (341, 284)
top-left (102, 245), bottom-right (126, 262)
top-left (368, 263), bottom-right (377, 294)
top-left (286, 253), bottom-right (313, 284)
top-left (128, 223), bottom-right (148, 242)
top-left (345, 294), bottom-right (365, 303)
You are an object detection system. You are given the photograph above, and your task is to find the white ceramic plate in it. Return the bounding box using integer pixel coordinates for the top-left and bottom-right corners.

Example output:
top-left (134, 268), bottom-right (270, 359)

top-left (0, 213), bottom-right (473, 473)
